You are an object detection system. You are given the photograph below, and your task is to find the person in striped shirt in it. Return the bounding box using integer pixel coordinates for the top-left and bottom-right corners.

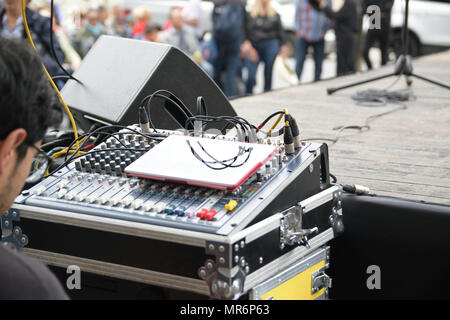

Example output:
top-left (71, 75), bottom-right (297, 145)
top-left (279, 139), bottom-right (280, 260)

top-left (294, 0), bottom-right (331, 82)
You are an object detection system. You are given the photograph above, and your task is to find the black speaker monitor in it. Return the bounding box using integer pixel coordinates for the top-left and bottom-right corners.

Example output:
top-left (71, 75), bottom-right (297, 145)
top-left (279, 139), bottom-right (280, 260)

top-left (61, 35), bottom-right (236, 132)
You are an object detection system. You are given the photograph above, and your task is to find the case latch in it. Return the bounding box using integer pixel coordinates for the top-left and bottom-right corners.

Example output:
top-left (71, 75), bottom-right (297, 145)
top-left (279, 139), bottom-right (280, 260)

top-left (312, 266), bottom-right (332, 294)
top-left (280, 206), bottom-right (318, 248)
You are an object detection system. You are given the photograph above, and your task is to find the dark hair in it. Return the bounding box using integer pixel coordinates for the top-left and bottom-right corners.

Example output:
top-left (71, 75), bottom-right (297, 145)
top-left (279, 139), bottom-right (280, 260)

top-left (0, 38), bottom-right (61, 161)
top-left (145, 23), bottom-right (161, 34)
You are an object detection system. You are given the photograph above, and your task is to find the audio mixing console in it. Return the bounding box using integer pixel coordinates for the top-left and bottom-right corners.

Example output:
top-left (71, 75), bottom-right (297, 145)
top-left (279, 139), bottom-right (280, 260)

top-left (15, 125), bottom-right (330, 235)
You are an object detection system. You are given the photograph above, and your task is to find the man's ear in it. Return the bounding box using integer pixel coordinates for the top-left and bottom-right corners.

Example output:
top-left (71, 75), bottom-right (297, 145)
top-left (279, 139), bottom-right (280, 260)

top-left (0, 129), bottom-right (28, 175)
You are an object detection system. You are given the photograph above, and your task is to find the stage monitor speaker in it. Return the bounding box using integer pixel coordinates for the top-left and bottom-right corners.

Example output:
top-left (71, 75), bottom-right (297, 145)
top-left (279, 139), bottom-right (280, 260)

top-left (61, 35), bottom-right (236, 132)
top-left (329, 194), bottom-right (450, 300)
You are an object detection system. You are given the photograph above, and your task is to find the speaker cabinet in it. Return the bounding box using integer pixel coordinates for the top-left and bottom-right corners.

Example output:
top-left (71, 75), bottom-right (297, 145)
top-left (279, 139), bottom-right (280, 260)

top-left (61, 35), bottom-right (236, 132)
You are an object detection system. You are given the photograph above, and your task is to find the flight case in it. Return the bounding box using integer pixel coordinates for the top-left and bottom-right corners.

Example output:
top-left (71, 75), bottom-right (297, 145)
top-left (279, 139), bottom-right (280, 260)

top-left (2, 185), bottom-right (342, 299)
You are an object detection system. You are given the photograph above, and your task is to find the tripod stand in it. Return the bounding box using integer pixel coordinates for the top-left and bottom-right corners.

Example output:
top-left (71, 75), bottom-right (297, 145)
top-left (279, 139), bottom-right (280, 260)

top-left (327, 0), bottom-right (450, 95)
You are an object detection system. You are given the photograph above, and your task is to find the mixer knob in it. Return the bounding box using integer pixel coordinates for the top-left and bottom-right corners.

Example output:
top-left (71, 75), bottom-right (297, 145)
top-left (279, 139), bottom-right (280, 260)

top-left (74, 160), bottom-right (82, 171)
top-left (129, 179), bottom-right (138, 188)
top-left (172, 187), bottom-right (181, 195)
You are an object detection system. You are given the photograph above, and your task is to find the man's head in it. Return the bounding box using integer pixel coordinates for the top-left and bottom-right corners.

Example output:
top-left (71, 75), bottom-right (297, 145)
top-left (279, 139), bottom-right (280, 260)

top-left (86, 8), bottom-right (99, 27)
top-left (170, 7), bottom-right (184, 30)
top-left (144, 24), bottom-right (161, 42)
top-left (0, 38), bottom-right (57, 213)
top-left (98, 6), bottom-right (109, 25)
top-left (113, 5), bottom-right (125, 22)
top-left (133, 5), bottom-right (151, 24)
top-left (4, 0), bottom-right (22, 13)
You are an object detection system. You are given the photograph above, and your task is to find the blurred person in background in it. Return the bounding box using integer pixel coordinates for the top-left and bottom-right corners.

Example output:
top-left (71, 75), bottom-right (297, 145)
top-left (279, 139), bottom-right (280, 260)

top-left (273, 44), bottom-right (299, 87)
top-left (143, 23), bottom-right (161, 42)
top-left (163, 5), bottom-right (182, 31)
top-left (111, 4), bottom-right (132, 38)
top-left (294, 0), bottom-right (331, 82)
top-left (73, 8), bottom-right (107, 58)
top-left (98, 5), bottom-right (113, 35)
top-left (0, 0), bottom-right (65, 76)
top-left (159, 6), bottom-right (213, 77)
top-left (362, 0), bottom-right (393, 70)
top-left (61, 8), bottom-right (84, 40)
top-left (212, 0), bottom-right (247, 98)
top-left (241, 0), bottom-right (286, 94)
top-left (132, 5), bottom-right (151, 39)
top-left (316, 0), bottom-right (360, 76)
top-left (182, 0), bottom-right (204, 40)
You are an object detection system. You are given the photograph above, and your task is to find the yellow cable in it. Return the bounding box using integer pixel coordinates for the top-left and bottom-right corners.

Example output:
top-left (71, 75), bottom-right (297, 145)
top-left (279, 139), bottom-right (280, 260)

top-left (266, 112), bottom-right (285, 138)
top-left (51, 149), bottom-right (84, 160)
top-left (21, 0), bottom-right (80, 150)
top-left (50, 136), bottom-right (88, 160)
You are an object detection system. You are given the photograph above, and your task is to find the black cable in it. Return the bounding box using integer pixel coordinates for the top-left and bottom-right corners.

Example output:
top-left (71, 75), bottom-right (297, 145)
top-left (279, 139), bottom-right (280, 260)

top-left (187, 140), bottom-right (252, 170)
top-left (41, 137), bottom-right (75, 152)
top-left (196, 96), bottom-right (207, 116)
top-left (185, 116), bottom-right (243, 138)
top-left (351, 87), bottom-right (413, 107)
top-left (256, 111), bottom-right (285, 132)
top-left (65, 124), bottom-right (165, 160)
top-left (196, 141), bottom-right (248, 165)
top-left (51, 75), bottom-right (72, 81)
top-left (140, 90), bottom-right (193, 131)
top-left (304, 88), bottom-right (412, 144)
top-left (330, 173), bottom-right (337, 184)
top-left (49, 0), bottom-right (82, 84)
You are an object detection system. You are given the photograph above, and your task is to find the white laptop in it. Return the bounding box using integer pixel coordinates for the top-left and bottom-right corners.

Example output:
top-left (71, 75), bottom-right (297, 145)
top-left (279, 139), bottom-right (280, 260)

top-left (125, 135), bottom-right (276, 190)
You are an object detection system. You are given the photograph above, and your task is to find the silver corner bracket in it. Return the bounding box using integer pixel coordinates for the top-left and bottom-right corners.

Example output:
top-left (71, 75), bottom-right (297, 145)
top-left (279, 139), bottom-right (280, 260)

top-left (1, 208), bottom-right (28, 251)
top-left (329, 188), bottom-right (344, 236)
top-left (198, 240), bottom-right (247, 299)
